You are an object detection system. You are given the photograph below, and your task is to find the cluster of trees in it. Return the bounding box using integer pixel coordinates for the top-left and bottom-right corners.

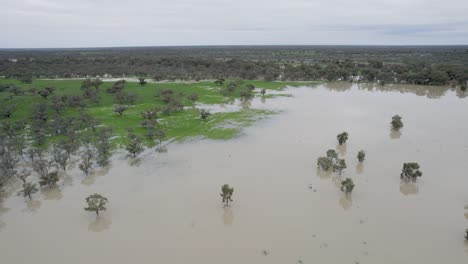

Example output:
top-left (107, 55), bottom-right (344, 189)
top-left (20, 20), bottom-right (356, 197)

top-left (0, 78), bottom-right (178, 197)
top-left (0, 122), bottom-right (114, 200)
top-left (314, 122), bottom-right (425, 198)
top-left (316, 131), bottom-right (357, 195)
top-left (2, 46), bottom-right (467, 87)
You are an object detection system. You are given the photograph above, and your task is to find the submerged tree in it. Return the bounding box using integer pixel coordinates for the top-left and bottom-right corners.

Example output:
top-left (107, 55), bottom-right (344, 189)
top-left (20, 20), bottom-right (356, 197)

top-left (261, 88), bottom-right (266, 96)
top-left (357, 150), bottom-right (366, 163)
top-left (84, 193), bottom-right (108, 216)
top-left (38, 171), bottom-right (59, 188)
top-left (18, 182), bottom-right (38, 200)
top-left (400, 162), bottom-right (423, 182)
top-left (317, 157), bottom-right (333, 171)
top-left (341, 178), bottom-right (355, 195)
top-left (16, 168), bottom-right (31, 184)
top-left (326, 149), bottom-right (338, 161)
top-left (333, 159), bottom-right (347, 175)
top-left (32, 157), bottom-right (54, 179)
top-left (391, 115), bottom-right (403, 130)
top-left (51, 144), bottom-right (70, 171)
top-left (337, 132), bottom-right (349, 145)
top-left (200, 109), bottom-right (211, 120)
top-left (220, 184), bottom-right (234, 207)
top-left (465, 229), bottom-right (468, 241)
top-left (96, 127), bottom-right (113, 167)
top-left (79, 145), bottom-right (95, 176)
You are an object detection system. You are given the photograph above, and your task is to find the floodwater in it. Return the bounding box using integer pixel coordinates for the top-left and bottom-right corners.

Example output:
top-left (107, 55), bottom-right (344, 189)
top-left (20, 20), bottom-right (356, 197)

top-left (1, 83), bottom-right (468, 264)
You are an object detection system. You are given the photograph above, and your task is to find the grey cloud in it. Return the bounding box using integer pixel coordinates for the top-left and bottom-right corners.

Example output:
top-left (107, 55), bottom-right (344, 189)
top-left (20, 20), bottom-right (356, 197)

top-left (1, 0), bottom-right (467, 47)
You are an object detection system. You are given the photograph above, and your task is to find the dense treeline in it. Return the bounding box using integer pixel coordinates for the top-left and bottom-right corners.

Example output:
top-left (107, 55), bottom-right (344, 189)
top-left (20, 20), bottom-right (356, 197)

top-left (0, 46), bottom-right (467, 86)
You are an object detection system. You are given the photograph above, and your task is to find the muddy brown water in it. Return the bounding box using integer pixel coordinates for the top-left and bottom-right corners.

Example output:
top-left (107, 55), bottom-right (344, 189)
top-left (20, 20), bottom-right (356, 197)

top-left (1, 83), bottom-right (468, 263)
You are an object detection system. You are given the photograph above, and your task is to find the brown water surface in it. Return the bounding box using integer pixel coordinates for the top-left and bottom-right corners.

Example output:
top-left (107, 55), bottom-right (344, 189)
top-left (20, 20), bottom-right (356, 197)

top-left (1, 83), bottom-right (468, 264)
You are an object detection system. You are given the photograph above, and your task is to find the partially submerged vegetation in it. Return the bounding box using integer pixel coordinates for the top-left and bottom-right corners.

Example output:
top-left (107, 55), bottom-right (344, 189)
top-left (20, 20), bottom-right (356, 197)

top-left (391, 115), bottom-right (404, 130)
top-left (337, 132), bottom-right (349, 145)
top-left (84, 193), bottom-right (108, 216)
top-left (0, 77), bottom-right (301, 197)
top-left (400, 162), bottom-right (423, 182)
top-left (220, 184), bottom-right (234, 207)
top-left (357, 150), bottom-right (366, 163)
top-left (340, 178), bottom-right (355, 195)
top-left (0, 78), bottom-right (295, 147)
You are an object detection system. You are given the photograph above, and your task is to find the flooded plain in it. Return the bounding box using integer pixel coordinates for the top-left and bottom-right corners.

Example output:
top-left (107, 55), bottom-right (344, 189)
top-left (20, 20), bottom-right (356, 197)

top-left (1, 83), bottom-right (468, 264)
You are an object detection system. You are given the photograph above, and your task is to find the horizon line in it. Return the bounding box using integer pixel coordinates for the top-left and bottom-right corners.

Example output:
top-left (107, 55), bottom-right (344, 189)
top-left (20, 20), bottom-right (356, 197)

top-left (1, 44), bottom-right (468, 50)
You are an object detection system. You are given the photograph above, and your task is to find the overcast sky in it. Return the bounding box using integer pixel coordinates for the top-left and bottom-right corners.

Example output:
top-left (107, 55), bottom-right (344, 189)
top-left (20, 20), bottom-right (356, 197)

top-left (1, 0), bottom-right (468, 48)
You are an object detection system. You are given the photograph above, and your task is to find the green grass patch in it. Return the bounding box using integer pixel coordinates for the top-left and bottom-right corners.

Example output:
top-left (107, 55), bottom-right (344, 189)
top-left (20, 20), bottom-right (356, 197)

top-left (0, 78), bottom-right (303, 145)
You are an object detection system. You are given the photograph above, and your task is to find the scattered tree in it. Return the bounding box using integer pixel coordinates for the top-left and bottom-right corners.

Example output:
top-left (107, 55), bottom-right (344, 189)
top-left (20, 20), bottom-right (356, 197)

top-left (138, 77), bottom-right (147, 86)
top-left (200, 109), bottom-right (211, 120)
top-left (400, 162), bottom-right (422, 182)
top-left (106, 80), bottom-right (126, 93)
top-left (141, 108), bottom-right (160, 121)
top-left (1, 104), bottom-right (16, 118)
top-left (391, 115), bottom-right (403, 130)
top-left (341, 178), bottom-right (355, 194)
top-left (84, 193), bottom-right (108, 216)
top-left (220, 184), bottom-right (234, 207)
top-left (114, 91), bottom-right (137, 104)
top-left (188, 93), bottom-right (199, 104)
top-left (337, 132), bottom-right (349, 145)
top-left (357, 150), bottom-right (365, 163)
top-left (38, 89), bottom-right (51, 99)
top-left (50, 95), bottom-right (65, 114)
top-left (214, 78), bottom-right (225, 86)
top-left (113, 104), bottom-right (128, 117)
top-left (79, 111), bottom-right (100, 132)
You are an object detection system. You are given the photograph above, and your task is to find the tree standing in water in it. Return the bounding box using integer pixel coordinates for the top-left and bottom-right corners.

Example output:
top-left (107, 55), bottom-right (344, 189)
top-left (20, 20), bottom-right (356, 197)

top-left (220, 184), bottom-right (234, 207)
top-left (400, 162), bottom-right (422, 182)
top-left (333, 159), bottom-right (347, 175)
top-left (85, 193), bottom-right (108, 216)
top-left (337, 132), bottom-right (349, 145)
top-left (317, 156), bottom-right (333, 171)
top-left (341, 178), bottom-right (355, 195)
top-left (126, 129), bottom-right (144, 157)
top-left (357, 150), bottom-right (365, 163)
top-left (391, 115), bottom-right (403, 130)
top-left (18, 182), bottom-right (38, 200)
